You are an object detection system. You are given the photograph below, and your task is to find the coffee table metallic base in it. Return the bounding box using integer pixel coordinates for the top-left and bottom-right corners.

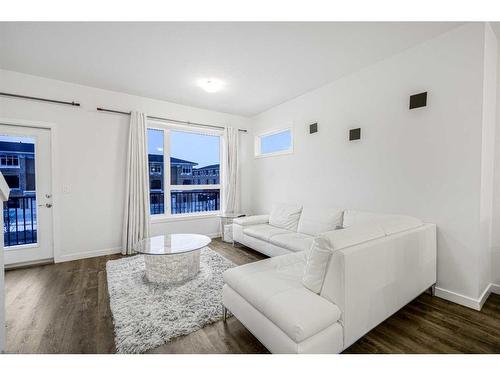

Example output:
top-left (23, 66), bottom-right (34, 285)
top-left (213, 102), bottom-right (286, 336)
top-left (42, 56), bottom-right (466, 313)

top-left (144, 248), bottom-right (202, 284)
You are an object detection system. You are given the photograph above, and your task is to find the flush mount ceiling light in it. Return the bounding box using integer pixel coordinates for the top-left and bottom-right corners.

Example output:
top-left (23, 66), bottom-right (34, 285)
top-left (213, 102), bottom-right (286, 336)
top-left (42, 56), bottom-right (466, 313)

top-left (197, 78), bottom-right (225, 93)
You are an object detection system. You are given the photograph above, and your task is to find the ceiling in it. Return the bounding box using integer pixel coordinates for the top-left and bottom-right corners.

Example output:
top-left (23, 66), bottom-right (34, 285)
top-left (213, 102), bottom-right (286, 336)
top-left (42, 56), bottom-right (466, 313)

top-left (0, 22), bottom-right (463, 117)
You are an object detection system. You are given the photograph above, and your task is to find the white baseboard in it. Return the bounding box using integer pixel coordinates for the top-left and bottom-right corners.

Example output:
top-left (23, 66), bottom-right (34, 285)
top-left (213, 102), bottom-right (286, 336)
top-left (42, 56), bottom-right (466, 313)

top-left (434, 287), bottom-right (483, 310)
top-left (4, 258), bottom-right (54, 270)
top-left (55, 234), bottom-right (222, 263)
top-left (56, 247), bottom-right (122, 263)
top-left (478, 284), bottom-right (492, 310)
top-left (435, 283), bottom-right (499, 311)
top-left (491, 283), bottom-right (500, 295)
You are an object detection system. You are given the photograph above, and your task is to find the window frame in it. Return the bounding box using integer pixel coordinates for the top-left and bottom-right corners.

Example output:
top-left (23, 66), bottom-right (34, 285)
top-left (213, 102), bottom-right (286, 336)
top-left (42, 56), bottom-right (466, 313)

top-left (147, 120), bottom-right (224, 220)
top-left (254, 127), bottom-right (294, 158)
top-left (150, 165), bottom-right (162, 174)
top-left (0, 154), bottom-right (20, 168)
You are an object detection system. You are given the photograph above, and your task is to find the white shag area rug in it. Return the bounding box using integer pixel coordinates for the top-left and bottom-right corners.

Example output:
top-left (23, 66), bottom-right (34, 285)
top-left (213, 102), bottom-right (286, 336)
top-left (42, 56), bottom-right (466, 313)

top-left (106, 247), bottom-right (235, 354)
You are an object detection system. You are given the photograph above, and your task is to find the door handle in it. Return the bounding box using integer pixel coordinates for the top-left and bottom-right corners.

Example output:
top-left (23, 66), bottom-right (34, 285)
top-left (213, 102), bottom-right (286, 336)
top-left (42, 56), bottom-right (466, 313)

top-left (38, 203), bottom-right (52, 208)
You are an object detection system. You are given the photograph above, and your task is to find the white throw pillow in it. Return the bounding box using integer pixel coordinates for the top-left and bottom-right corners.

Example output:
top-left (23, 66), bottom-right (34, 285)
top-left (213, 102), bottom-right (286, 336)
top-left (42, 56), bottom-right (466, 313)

top-left (302, 239), bottom-right (332, 294)
top-left (297, 206), bottom-right (344, 236)
top-left (269, 203), bottom-right (303, 231)
top-left (302, 222), bottom-right (386, 294)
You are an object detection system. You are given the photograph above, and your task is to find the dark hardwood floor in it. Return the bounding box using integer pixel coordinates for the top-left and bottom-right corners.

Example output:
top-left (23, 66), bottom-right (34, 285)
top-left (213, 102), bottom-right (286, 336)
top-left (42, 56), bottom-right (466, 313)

top-left (4, 238), bottom-right (500, 354)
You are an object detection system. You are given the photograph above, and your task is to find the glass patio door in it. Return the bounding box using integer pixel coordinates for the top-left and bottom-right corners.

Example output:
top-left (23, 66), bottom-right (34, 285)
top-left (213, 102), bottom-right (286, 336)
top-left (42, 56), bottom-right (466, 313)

top-left (0, 124), bottom-right (53, 266)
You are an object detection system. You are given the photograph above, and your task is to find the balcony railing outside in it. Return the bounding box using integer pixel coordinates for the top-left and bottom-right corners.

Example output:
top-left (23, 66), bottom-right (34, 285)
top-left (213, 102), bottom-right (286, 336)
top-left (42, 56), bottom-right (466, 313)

top-left (3, 196), bottom-right (37, 247)
top-left (150, 192), bottom-right (165, 215)
top-left (171, 189), bottom-right (220, 214)
top-left (150, 190), bottom-right (220, 215)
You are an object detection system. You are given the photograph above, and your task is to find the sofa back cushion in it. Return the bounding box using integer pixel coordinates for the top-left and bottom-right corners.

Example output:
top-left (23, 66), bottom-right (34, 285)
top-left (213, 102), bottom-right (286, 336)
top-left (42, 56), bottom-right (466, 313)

top-left (343, 211), bottom-right (423, 234)
top-left (297, 206), bottom-right (344, 236)
top-left (269, 203), bottom-right (303, 231)
top-left (377, 215), bottom-right (423, 235)
top-left (342, 210), bottom-right (388, 228)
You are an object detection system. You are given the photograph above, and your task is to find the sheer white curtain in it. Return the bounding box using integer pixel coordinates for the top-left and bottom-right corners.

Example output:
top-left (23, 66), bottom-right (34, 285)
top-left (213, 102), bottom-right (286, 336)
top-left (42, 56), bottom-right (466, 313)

top-left (222, 126), bottom-right (240, 214)
top-left (122, 111), bottom-right (151, 255)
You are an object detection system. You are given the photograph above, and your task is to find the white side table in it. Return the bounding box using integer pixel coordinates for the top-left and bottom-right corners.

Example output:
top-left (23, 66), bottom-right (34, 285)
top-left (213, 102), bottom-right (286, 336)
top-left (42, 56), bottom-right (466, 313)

top-left (218, 213), bottom-right (245, 243)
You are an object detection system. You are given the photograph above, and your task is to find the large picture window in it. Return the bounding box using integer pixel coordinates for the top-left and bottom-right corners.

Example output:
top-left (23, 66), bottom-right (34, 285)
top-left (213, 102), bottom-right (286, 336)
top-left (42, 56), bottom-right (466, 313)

top-left (147, 125), bottom-right (221, 216)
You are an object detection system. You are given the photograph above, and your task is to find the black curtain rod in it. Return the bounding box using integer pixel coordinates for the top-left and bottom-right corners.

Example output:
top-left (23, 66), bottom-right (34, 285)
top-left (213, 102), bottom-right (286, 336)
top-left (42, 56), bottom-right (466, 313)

top-left (96, 107), bottom-right (247, 133)
top-left (0, 92), bottom-right (80, 107)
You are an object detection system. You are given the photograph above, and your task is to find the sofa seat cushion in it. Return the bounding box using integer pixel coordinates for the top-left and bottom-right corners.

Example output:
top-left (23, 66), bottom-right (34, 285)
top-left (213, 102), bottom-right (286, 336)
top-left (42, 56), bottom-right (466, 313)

top-left (243, 224), bottom-right (291, 241)
top-left (224, 253), bottom-right (342, 343)
top-left (269, 232), bottom-right (314, 253)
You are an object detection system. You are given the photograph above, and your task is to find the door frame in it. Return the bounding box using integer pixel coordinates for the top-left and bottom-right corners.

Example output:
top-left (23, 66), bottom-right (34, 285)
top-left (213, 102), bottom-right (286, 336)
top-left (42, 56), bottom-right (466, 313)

top-left (0, 118), bottom-right (61, 263)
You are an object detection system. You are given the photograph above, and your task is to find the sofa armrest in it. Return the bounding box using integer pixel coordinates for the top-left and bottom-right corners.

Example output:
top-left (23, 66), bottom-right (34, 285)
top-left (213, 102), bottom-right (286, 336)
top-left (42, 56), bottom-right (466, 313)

top-left (317, 222), bottom-right (386, 251)
top-left (233, 214), bottom-right (269, 226)
top-left (320, 223), bottom-right (437, 349)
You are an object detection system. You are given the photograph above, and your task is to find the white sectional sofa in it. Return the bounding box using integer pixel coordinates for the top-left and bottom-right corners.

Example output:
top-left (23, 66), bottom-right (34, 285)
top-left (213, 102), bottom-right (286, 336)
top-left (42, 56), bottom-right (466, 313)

top-left (223, 204), bottom-right (437, 353)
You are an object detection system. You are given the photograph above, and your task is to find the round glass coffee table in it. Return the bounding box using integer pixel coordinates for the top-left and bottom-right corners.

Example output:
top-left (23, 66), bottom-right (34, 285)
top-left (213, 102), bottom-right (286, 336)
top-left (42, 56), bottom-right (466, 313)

top-left (134, 234), bottom-right (211, 284)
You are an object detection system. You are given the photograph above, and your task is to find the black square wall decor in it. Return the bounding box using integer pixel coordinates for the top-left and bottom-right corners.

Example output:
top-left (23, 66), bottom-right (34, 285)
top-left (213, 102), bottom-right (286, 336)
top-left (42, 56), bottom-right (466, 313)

top-left (309, 123), bottom-right (318, 134)
top-left (349, 128), bottom-right (361, 141)
top-left (409, 92), bottom-right (427, 109)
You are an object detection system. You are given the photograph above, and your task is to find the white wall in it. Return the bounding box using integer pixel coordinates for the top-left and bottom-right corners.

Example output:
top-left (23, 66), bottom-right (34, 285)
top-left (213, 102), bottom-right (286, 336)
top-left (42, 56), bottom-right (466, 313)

top-left (478, 24), bottom-right (498, 297)
top-left (249, 23), bottom-right (495, 304)
top-left (0, 69), bottom-right (251, 262)
top-left (491, 38), bottom-right (500, 288)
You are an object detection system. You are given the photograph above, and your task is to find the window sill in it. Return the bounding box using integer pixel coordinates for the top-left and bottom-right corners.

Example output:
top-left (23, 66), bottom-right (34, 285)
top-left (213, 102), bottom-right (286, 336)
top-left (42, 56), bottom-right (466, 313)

top-left (151, 211), bottom-right (221, 224)
top-left (254, 149), bottom-right (293, 158)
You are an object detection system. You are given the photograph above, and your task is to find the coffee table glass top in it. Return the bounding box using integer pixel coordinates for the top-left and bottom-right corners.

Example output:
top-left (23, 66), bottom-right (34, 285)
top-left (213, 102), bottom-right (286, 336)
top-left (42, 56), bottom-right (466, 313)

top-left (134, 234), bottom-right (211, 255)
